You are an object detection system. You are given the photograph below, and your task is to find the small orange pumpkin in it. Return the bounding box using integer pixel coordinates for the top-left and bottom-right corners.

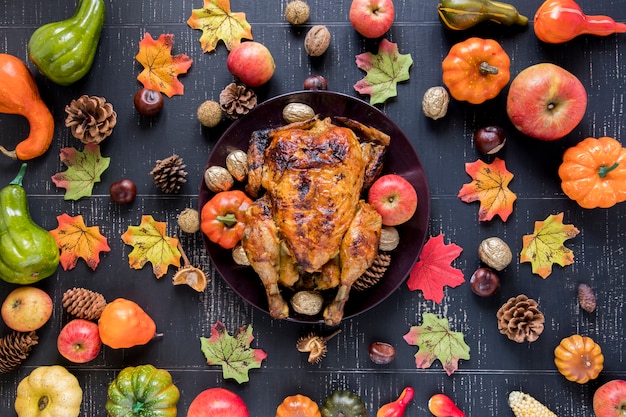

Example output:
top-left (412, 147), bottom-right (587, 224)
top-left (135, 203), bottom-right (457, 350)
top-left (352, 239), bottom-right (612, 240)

top-left (276, 394), bottom-right (322, 417)
top-left (558, 136), bottom-right (626, 209)
top-left (442, 37), bottom-right (511, 104)
top-left (554, 334), bottom-right (604, 384)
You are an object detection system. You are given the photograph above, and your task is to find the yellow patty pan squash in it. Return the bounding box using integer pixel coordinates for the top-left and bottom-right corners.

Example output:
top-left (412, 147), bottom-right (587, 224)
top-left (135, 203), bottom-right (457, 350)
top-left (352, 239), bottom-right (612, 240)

top-left (14, 365), bottom-right (83, 417)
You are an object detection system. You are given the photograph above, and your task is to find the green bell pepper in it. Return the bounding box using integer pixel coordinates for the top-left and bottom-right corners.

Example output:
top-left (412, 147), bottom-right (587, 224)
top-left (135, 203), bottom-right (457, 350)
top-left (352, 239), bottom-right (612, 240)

top-left (105, 365), bottom-right (180, 417)
top-left (27, 0), bottom-right (105, 86)
top-left (0, 163), bottom-right (59, 285)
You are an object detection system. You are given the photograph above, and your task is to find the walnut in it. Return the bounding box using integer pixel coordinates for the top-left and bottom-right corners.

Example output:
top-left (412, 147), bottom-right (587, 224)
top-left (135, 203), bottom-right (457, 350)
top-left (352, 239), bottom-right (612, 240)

top-left (282, 103), bottom-right (315, 123)
top-left (226, 150), bottom-right (248, 182)
top-left (290, 291), bottom-right (324, 316)
top-left (304, 25), bottom-right (331, 57)
top-left (422, 86), bottom-right (450, 120)
top-left (478, 237), bottom-right (512, 271)
top-left (204, 165), bottom-right (234, 193)
top-left (285, 0), bottom-right (310, 25)
top-left (379, 226), bottom-right (400, 251)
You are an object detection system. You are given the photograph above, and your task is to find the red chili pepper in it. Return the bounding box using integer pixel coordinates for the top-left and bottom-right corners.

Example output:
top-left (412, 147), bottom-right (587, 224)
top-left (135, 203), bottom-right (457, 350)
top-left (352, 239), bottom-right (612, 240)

top-left (534, 0), bottom-right (626, 44)
top-left (377, 387), bottom-right (414, 417)
top-left (200, 190), bottom-right (252, 249)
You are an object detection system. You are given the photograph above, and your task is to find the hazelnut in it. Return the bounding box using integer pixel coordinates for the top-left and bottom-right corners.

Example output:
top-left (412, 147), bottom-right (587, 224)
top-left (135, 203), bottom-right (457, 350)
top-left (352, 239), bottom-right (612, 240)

top-left (290, 291), bottom-right (324, 316)
top-left (478, 237), bottom-right (512, 271)
top-left (226, 150), bottom-right (248, 182)
top-left (379, 226), bottom-right (400, 251)
top-left (304, 25), bottom-right (331, 57)
top-left (474, 126), bottom-right (506, 154)
top-left (177, 208), bottom-right (200, 233)
top-left (204, 165), bottom-right (234, 193)
top-left (422, 86), bottom-right (450, 120)
top-left (232, 245), bottom-right (250, 266)
top-left (197, 100), bottom-right (223, 128)
top-left (283, 102), bottom-right (315, 123)
top-left (285, 0), bottom-right (310, 25)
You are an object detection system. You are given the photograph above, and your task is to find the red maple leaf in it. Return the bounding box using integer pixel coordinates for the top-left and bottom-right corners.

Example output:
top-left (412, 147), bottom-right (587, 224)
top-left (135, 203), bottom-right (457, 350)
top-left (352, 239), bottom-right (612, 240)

top-left (406, 234), bottom-right (464, 303)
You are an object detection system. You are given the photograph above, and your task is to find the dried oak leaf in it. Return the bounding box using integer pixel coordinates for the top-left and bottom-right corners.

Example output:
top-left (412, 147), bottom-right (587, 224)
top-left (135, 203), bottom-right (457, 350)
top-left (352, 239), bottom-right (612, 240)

top-left (49, 213), bottom-right (111, 271)
top-left (457, 157), bottom-right (517, 222)
top-left (200, 321), bottom-right (267, 384)
top-left (354, 38), bottom-right (413, 105)
top-left (403, 312), bottom-right (470, 376)
top-left (406, 234), bottom-right (464, 303)
top-left (136, 33), bottom-right (193, 97)
top-left (520, 212), bottom-right (580, 279)
top-left (187, 0), bottom-right (253, 53)
top-left (121, 215), bottom-right (181, 279)
top-left (51, 144), bottom-right (110, 201)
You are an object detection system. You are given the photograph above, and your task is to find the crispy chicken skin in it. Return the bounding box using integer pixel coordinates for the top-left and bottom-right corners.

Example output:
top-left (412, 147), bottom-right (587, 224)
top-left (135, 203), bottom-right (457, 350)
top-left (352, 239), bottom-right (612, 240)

top-left (243, 116), bottom-right (389, 324)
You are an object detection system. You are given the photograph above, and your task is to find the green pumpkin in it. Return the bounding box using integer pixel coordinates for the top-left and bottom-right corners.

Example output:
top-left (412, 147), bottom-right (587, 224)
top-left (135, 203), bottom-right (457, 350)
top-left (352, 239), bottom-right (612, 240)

top-left (105, 365), bottom-right (180, 417)
top-left (27, 0), bottom-right (105, 85)
top-left (321, 390), bottom-right (367, 417)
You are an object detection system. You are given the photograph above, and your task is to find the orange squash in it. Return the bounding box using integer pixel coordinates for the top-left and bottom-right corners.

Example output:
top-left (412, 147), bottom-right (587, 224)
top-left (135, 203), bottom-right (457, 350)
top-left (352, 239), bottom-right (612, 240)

top-left (442, 37), bottom-right (510, 104)
top-left (558, 136), bottom-right (626, 209)
top-left (0, 53), bottom-right (55, 160)
top-left (276, 394), bottom-right (321, 417)
top-left (554, 334), bottom-right (604, 384)
top-left (98, 298), bottom-right (157, 349)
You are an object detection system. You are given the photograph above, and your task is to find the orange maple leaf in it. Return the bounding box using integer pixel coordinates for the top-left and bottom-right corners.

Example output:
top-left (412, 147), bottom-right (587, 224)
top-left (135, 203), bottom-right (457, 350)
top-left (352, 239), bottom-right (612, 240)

top-left (136, 33), bottom-right (193, 97)
top-left (121, 215), bottom-right (181, 279)
top-left (49, 213), bottom-right (111, 271)
top-left (187, 0), bottom-right (253, 52)
top-left (457, 157), bottom-right (517, 222)
top-left (520, 212), bottom-right (580, 279)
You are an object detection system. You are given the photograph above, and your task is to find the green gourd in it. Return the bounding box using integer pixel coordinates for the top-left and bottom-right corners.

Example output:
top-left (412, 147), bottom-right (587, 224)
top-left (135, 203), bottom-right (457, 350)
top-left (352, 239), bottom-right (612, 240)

top-left (27, 0), bottom-right (105, 86)
top-left (321, 390), bottom-right (367, 417)
top-left (0, 163), bottom-right (59, 284)
top-left (437, 0), bottom-right (528, 30)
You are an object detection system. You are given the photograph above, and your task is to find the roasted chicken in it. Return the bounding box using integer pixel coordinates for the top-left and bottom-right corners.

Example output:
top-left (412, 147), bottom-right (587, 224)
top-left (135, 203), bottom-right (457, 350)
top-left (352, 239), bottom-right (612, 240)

top-left (242, 116), bottom-right (390, 325)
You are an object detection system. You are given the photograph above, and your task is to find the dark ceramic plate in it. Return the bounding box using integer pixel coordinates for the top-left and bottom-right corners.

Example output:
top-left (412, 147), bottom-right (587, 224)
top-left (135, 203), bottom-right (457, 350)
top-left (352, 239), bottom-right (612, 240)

top-left (198, 91), bottom-right (430, 323)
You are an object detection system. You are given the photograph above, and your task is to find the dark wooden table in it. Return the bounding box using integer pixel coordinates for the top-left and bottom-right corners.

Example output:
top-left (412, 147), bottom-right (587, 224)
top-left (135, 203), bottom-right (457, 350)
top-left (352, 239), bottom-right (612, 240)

top-left (1, 0), bottom-right (625, 416)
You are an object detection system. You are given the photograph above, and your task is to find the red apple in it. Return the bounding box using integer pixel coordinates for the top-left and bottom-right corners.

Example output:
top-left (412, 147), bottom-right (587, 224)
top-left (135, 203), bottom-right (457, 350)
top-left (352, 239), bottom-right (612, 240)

top-left (1, 286), bottom-right (53, 332)
top-left (57, 319), bottom-right (102, 363)
top-left (187, 387), bottom-right (250, 417)
top-left (367, 174), bottom-right (418, 226)
top-left (226, 41), bottom-right (275, 88)
top-left (349, 0), bottom-right (395, 38)
top-left (506, 63), bottom-right (587, 141)
top-left (593, 379), bottom-right (626, 417)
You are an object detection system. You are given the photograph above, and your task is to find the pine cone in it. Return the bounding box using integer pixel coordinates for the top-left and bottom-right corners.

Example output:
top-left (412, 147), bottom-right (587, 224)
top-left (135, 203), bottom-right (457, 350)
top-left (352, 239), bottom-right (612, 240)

top-left (219, 82), bottom-right (257, 120)
top-left (353, 252), bottom-right (391, 291)
top-left (0, 331), bottom-right (38, 373)
top-left (62, 287), bottom-right (107, 320)
top-left (65, 95), bottom-right (117, 144)
top-left (496, 294), bottom-right (545, 343)
top-left (150, 154), bottom-right (188, 193)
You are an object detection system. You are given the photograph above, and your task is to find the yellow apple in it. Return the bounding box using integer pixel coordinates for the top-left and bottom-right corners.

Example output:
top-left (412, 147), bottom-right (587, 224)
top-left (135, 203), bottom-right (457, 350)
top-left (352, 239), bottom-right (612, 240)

top-left (1, 286), bottom-right (53, 332)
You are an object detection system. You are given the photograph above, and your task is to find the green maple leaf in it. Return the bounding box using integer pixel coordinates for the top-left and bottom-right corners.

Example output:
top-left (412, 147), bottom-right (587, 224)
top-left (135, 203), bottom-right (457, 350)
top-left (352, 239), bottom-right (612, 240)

top-left (403, 312), bottom-right (470, 376)
top-left (200, 321), bottom-right (267, 384)
top-left (354, 38), bottom-right (413, 105)
top-left (51, 144), bottom-right (110, 200)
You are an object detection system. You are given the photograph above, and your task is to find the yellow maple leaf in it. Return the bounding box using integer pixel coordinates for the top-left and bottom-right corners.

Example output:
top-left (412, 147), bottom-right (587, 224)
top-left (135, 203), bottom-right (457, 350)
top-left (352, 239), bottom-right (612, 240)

top-left (121, 215), bottom-right (181, 279)
top-left (187, 0), bottom-right (253, 53)
top-left (520, 212), bottom-right (580, 279)
top-left (136, 33), bottom-right (193, 97)
top-left (49, 213), bottom-right (111, 271)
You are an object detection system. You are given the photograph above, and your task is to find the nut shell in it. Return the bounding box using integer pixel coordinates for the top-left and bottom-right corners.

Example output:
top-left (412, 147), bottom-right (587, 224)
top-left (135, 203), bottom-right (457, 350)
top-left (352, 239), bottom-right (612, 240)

top-left (290, 291), bottom-right (324, 316)
top-left (304, 25), bottom-right (331, 57)
top-left (226, 150), bottom-right (248, 182)
top-left (422, 86), bottom-right (450, 120)
top-left (478, 237), bottom-right (512, 271)
top-left (204, 166), bottom-right (234, 193)
top-left (282, 103), bottom-right (315, 123)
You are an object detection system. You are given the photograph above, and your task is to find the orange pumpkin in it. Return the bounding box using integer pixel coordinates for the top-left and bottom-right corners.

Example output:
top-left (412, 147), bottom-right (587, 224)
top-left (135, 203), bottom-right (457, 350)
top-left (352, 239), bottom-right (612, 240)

top-left (442, 37), bottom-right (510, 104)
top-left (558, 136), bottom-right (626, 209)
top-left (276, 394), bottom-right (322, 417)
top-left (554, 334), bottom-right (604, 384)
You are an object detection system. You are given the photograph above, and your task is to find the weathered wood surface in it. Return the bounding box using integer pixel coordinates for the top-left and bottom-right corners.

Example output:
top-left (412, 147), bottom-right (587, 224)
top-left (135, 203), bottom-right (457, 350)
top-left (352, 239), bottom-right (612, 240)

top-left (0, 0), bottom-right (625, 416)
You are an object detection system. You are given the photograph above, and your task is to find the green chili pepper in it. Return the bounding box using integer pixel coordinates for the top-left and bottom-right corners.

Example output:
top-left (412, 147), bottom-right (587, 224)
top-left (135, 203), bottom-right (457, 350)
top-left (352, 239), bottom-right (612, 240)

top-left (0, 163), bottom-right (59, 284)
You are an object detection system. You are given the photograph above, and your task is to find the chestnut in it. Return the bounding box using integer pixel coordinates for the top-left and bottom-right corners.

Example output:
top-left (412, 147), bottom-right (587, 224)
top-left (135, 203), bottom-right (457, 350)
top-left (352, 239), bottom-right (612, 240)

top-left (470, 267), bottom-right (500, 297)
top-left (474, 126), bottom-right (506, 154)
top-left (303, 75), bottom-right (328, 91)
top-left (134, 88), bottom-right (164, 116)
top-left (109, 179), bottom-right (137, 204)
top-left (368, 341), bottom-right (396, 365)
